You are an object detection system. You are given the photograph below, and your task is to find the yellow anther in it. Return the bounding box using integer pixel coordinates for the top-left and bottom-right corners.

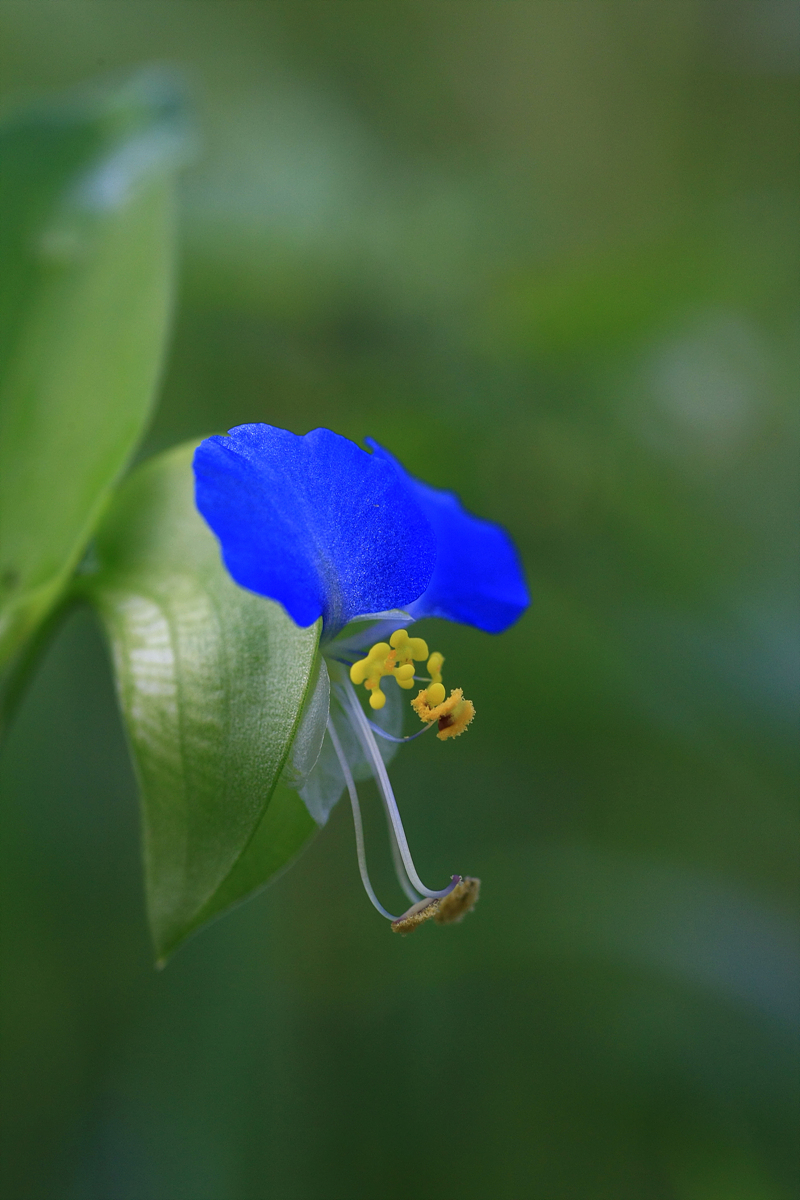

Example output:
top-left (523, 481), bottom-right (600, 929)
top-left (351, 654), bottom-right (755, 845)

top-left (411, 687), bottom-right (475, 741)
top-left (352, 632), bottom-right (475, 740)
top-left (395, 662), bottom-right (416, 690)
top-left (351, 630), bottom-right (430, 705)
top-left (350, 641), bottom-right (391, 687)
top-left (389, 628), bottom-right (429, 666)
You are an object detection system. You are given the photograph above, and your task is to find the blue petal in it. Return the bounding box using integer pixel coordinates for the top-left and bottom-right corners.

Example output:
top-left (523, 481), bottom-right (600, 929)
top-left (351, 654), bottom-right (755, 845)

top-left (366, 440), bottom-right (529, 633)
top-left (194, 425), bottom-right (436, 632)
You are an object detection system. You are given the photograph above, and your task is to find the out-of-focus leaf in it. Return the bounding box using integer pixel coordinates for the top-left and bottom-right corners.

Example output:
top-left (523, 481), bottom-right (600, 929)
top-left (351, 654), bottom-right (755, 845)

top-left (0, 71), bottom-right (188, 673)
top-left (80, 442), bottom-right (321, 961)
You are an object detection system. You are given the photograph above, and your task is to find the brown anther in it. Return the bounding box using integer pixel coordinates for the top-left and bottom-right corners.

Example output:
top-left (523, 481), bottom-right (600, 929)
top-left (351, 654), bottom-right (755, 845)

top-left (391, 896), bottom-right (440, 935)
top-left (411, 686), bottom-right (475, 739)
top-left (434, 877), bottom-right (481, 925)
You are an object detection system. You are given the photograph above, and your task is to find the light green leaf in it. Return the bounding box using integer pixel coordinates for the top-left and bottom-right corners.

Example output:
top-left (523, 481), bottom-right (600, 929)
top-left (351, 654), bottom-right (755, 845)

top-left (80, 442), bottom-right (321, 961)
top-left (0, 71), bottom-right (188, 672)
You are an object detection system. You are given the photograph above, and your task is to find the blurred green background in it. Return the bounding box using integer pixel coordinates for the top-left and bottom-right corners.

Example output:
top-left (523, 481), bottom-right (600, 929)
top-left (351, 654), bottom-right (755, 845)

top-left (1, 2), bottom-right (798, 1198)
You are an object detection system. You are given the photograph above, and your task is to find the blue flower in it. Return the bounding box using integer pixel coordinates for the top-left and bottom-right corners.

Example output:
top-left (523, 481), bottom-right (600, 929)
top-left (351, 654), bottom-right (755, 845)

top-left (193, 424), bottom-right (437, 634)
top-left (194, 424), bottom-right (528, 636)
top-left (365, 439), bottom-right (530, 633)
top-left (194, 423), bottom-right (529, 933)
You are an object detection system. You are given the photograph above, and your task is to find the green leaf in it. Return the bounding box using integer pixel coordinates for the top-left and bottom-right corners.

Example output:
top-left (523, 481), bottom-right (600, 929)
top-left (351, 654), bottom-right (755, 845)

top-left (80, 441), bottom-right (321, 961)
top-left (0, 71), bottom-right (188, 672)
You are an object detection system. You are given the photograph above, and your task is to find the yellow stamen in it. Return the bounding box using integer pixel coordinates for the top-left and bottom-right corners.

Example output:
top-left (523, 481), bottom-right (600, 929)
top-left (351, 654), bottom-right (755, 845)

top-left (424, 651), bottom-right (445, 706)
top-left (427, 651), bottom-right (444, 684)
top-left (411, 686), bottom-right (475, 740)
top-left (389, 628), bottom-right (429, 665)
top-left (350, 641), bottom-right (392, 709)
top-left (351, 632), bottom-right (475, 738)
top-left (349, 642), bottom-right (390, 686)
top-left (350, 629), bottom-right (430, 705)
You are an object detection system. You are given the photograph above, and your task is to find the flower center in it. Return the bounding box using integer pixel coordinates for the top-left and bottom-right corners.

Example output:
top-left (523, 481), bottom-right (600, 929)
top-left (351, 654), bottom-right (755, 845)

top-left (349, 628), bottom-right (475, 739)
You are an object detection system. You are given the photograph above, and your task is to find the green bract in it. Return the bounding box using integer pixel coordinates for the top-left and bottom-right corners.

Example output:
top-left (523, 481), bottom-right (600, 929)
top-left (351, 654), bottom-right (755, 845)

top-left (80, 443), bottom-right (321, 961)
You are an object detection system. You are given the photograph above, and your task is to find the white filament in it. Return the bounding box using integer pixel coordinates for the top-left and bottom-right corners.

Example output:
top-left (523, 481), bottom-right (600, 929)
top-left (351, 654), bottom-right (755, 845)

top-left (327, 718), bottom-right (400, 922)
top-left (339, 679), bottom-right (456, 901)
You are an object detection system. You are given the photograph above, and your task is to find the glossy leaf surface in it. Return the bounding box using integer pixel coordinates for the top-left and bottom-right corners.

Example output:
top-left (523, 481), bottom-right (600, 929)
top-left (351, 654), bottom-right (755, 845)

top-left (0, 72), bottom-right (186, 670)
top-left (82, 442), bottom-right (320, 960)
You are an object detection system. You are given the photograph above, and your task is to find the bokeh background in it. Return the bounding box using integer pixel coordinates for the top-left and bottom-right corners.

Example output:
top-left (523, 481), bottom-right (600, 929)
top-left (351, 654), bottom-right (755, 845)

top-left (1, 3), bottom-right (798, 1198)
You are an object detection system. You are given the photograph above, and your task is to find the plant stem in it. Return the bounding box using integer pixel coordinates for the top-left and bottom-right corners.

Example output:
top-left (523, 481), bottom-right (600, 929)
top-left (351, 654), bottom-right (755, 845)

top-left (0, 596), bottom-right (78, 742)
